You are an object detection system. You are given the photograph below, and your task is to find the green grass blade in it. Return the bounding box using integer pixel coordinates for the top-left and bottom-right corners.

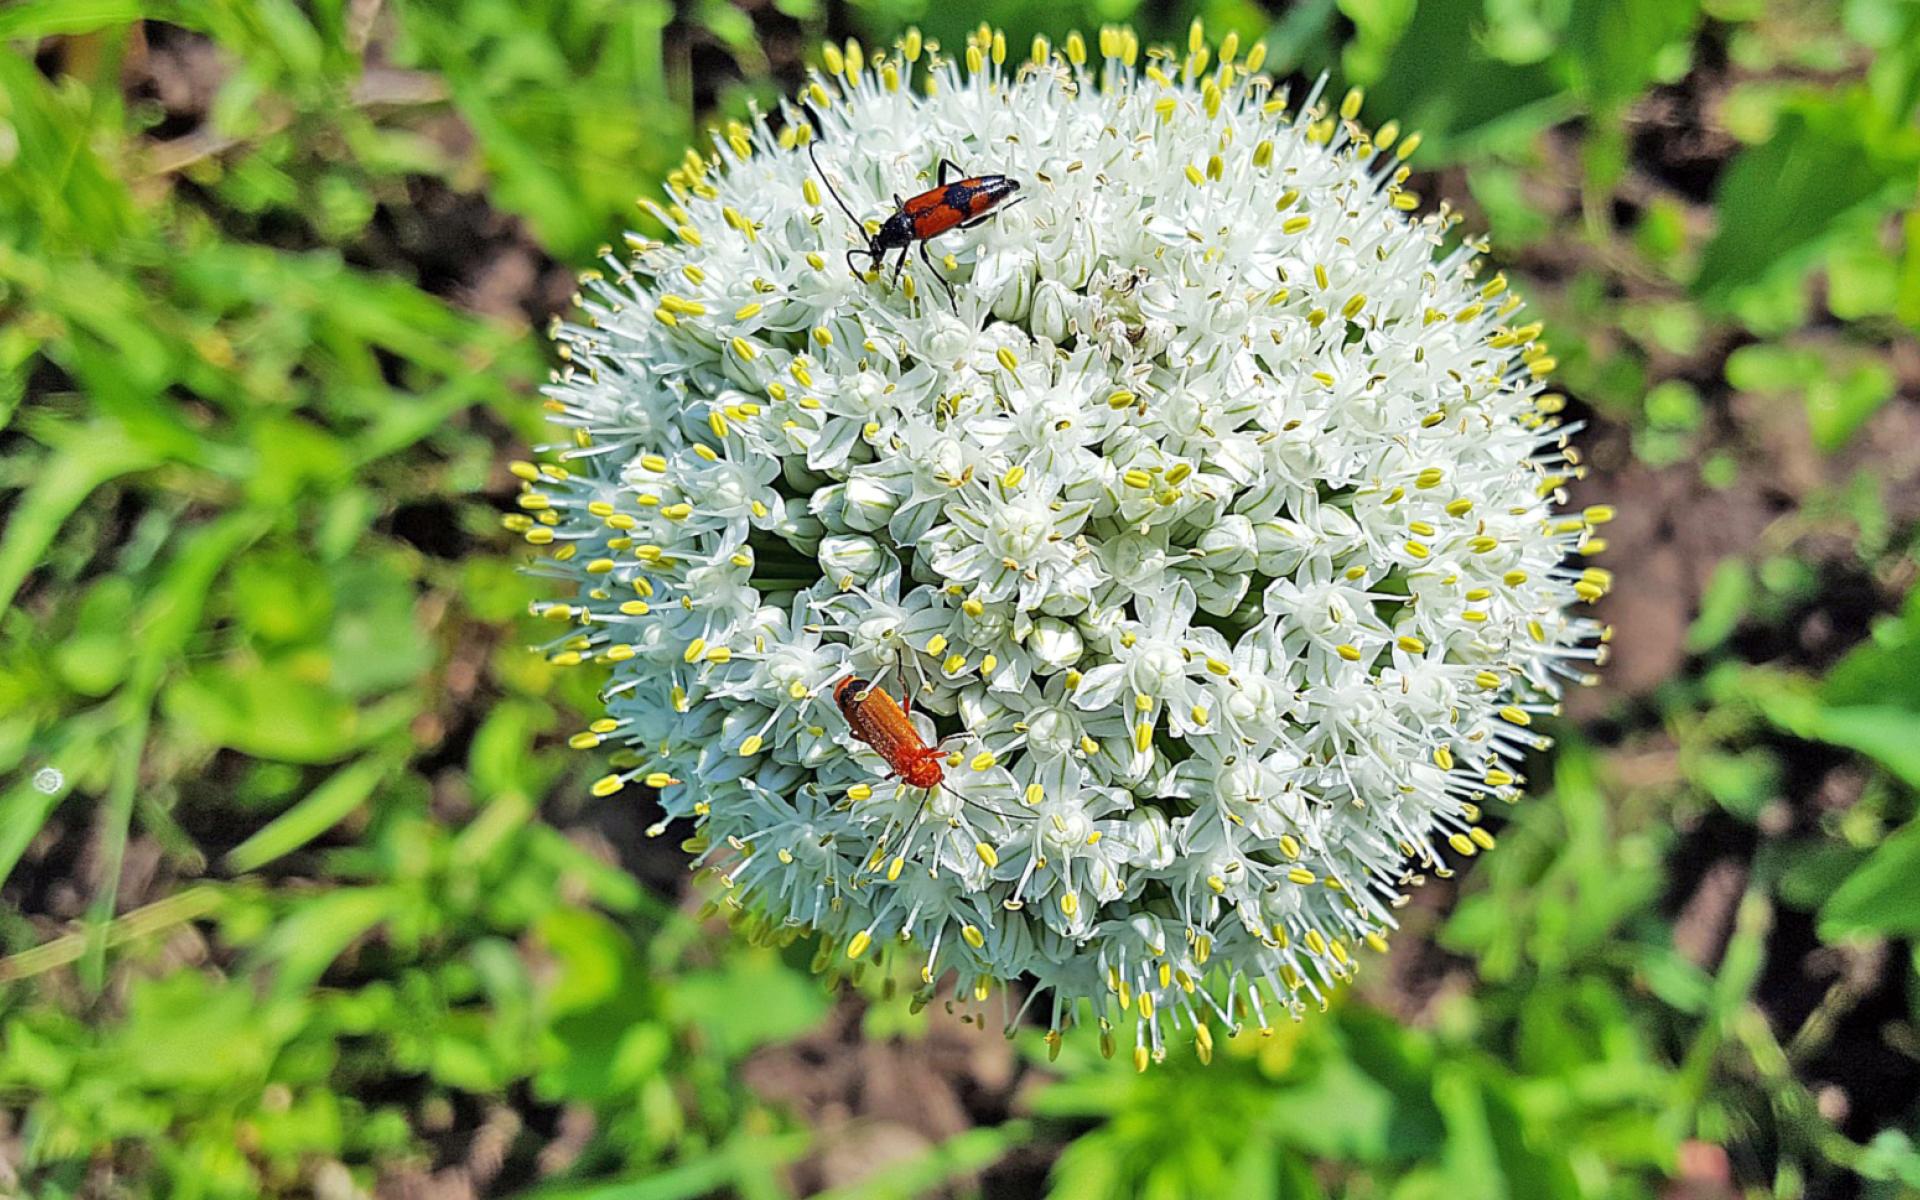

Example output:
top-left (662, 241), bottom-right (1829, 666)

top-left (224, 751), bottom-right (402, 874)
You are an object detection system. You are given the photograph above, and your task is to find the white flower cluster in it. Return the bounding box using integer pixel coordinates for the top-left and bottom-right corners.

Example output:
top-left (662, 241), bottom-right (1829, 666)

top-left (513, 22), bottom-right (1612, 1068)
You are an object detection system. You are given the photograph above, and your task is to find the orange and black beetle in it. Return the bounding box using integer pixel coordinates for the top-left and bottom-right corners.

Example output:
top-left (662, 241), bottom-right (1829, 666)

top-left (808, 143), bottom-right (1021, 309)
top-left (834, 676), bottom-right (947, 791)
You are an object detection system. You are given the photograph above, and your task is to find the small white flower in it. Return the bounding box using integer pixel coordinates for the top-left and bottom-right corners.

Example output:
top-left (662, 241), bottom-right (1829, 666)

top-left (521, 21), bottom-right (1612, 1068)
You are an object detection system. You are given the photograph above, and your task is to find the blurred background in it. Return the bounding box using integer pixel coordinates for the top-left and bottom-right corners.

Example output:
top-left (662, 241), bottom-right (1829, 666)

top-left (3, 0), bottom-right (1919, 1197)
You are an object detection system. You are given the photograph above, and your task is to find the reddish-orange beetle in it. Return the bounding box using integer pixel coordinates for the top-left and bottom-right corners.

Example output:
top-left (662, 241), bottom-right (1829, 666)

top-left (835, 676), bottom-right (947, 790)
top-left (808, 143), bottom-right (1022, 309)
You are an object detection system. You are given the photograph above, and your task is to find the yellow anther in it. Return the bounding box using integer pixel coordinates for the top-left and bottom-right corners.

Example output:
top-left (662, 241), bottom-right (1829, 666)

top-left (976, 841), bottom-right (999, 867)
top-left (590, 774), bottom-right (625, 797)
top-left (658, 294), bottom-right (708, 316)
top-left (1335, 644), bottom-right (1362, 662)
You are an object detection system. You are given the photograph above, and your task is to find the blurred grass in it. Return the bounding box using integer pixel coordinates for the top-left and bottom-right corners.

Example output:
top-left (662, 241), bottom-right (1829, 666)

top-left (3, 1), bottom-right (1920, 1198)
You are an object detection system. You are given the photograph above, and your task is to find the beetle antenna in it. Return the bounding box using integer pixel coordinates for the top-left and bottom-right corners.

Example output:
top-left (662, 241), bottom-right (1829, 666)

top-left (807, 140), bottom-right (868, 238)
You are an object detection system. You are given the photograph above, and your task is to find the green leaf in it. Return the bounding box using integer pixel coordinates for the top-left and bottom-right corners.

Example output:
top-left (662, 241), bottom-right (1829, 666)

top-left (1775, 699), bottom-right (1920, 789)
top-left (533, 909), bottom-right (664, 1103)
top-left (1822, 604), bottom-right (1920, 712)
top-left (0, 0), bottom-right (139, 38)
top-left (245, 886), bottom-right (398, 992)
top-left (1725, 341), bottom-right (1898, 451)
top-left (1900, 208), bottom-right (1920, 329)
top-left (325, 558), bottom-right (433, 697)
top-left (1343, 0), bottom-right (1575, 162)
top-left (162, 662), bottom-right (373, 764)
top-left (224, 753), bottom-right (400, 873)
top-left (0, 423), bottom-right (160, 613)
top-left (1820, 819), bottom-right (1920, 939)
top-left (0, 721), bottom-right (101, 886)
top-left (1686, 559), bottom-right (1751, 653)
top-left (230, 550), bottom-right (335, 645)
top-left (1854, 1128), bottom-right (1920, 1187)
top-left (1562, 0), bottom-right (1701, 111)
top-left (1694, 93), bottom-right (1920, 311)
top-left (1804, 357), bottom-right (1896, 451)
top-left (111, 970), bottom-right (306, 1091)
top-left (667, 946), bottom-right (831, 1059)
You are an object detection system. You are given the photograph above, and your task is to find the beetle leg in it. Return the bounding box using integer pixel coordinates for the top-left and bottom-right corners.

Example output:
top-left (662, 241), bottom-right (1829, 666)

top-left (891, 242), bottom-right (911, 287)
top-left (869, 786), bottom-right (936, 876)
top-left (845, 248), bottom-right (868, 279)
top-left (919, 240), bottom-right (958, 312)
top-left (936, 158), bottom-right (963, 185)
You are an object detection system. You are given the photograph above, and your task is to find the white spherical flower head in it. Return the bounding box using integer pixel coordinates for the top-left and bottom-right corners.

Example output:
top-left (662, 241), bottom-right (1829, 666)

top-left (519, 21), bottom-right (1613, 1069)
